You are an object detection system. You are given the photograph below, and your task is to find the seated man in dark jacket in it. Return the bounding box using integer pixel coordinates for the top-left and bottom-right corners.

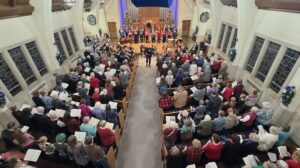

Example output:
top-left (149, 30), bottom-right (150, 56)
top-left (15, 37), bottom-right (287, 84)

top-left (30, 106), bottom-right (52, 134)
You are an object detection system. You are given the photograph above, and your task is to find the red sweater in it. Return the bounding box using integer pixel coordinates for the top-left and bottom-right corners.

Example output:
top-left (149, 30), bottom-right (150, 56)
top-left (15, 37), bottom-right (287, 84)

top-left (90, 77), bottom-right (100, 88)
top-left (212, 61), bottom-right (222, 71)
top-left (222, 87), bottom-right (234, 101)
top-left (98, 128), bottom-right (114, 146)
top-left (286, 159), bottom-right (300, 168)
top-left (204, 142), bottom-right (224, 160)
top-left (92, 93), bottom-right (100, 102)
top-left (241, 112), bottom-right (256, 127)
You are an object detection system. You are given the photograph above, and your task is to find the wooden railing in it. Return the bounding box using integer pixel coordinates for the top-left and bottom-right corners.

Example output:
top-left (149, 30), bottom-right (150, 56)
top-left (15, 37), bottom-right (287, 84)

top-left (255, 0), bottom-right (300, 13)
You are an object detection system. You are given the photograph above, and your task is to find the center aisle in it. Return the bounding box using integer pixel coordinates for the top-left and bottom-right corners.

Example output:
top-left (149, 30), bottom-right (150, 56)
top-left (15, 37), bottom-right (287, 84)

top-left (116, 57), bottom-right (163, 168)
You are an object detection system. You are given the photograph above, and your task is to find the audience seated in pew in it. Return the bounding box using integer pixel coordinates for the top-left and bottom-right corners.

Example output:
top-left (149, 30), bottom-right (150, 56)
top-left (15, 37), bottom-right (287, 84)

top-left (157, 40), bottom-right (298, 168)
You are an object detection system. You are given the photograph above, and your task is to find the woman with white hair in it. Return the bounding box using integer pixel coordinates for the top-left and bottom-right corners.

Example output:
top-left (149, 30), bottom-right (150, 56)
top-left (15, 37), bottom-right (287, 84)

top-left (163, 121), bottom-right (179, 147)
top-left (197, 114), bottom-right (213, 137)
top-left (239, 106), bottom-right (259, 129)
top-left (256, 101), bottom-right (273, 127)
top-left (257, 126), bottom-right (279, 151)
top-left (93, 101), bottom-right (106, 120)
top-left (165, 70), bottom-right (174, 88)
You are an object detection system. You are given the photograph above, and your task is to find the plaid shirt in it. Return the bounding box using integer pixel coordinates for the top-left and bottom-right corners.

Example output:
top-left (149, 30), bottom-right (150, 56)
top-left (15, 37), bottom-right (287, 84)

top-left (185, 146), bottom-right (203, 165)
top-left (159, 96), bottom-right (174, 109)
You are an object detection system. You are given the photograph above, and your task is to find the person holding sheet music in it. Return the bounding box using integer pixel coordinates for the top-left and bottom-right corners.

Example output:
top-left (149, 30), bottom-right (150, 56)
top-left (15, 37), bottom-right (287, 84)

top-left (12, 127), bottom-right (35, 149)
top-left (67, 135), bottom-right (89, 167)
top-left (31, 107), bottom-right (52, 134)
top-left (80, 117), bottom-right (97, 138)
top-left (54, 133), bottom-right (69, 160)
top-left (113, 81), bottom-right (125, 100)
top-left (78, 99), bottom-right (92, 119)
top-left (100, 89), bottom-right (113, 104)
top-left (105, 104), bottom-right (118, 127)
top-left (203, 133), bottom-right (224, 162)
top-left (97, 120), bottom-right (114, 150)
top-left (77, 81), bottom-right (91, 106)
top-left (93, 102), bottom-right (106, 121)
top-left (65, 114), bottom-right (80, 135)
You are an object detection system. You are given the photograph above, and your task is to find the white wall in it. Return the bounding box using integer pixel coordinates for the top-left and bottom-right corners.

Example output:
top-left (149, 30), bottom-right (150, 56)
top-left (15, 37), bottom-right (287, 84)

top-left (0, 1), bottom-right (85, 131)
top-left (177, 0), bottom-right (194, 36)
top-left (210, 1), bottom-right (300, 145)
top-left (190, 1), bottom-right (212, 40)
top-left (104, 0), bottom-right (121, 37)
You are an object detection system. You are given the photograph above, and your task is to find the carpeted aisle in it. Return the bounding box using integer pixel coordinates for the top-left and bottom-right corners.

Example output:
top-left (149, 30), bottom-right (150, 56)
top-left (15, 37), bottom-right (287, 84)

top-left (116, 57), bottom-right (163, 168)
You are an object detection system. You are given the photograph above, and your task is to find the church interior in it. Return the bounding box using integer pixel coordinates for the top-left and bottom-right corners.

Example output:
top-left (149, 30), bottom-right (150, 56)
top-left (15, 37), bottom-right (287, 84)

top-left (0, 0), bottom-right (300, 168)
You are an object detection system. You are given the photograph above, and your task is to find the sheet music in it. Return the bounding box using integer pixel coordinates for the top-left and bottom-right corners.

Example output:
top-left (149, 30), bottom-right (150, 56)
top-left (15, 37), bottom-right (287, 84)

top-left (84, 67), bottom-right (90, 73)
top-left (31, 108), bottom-right (37, 114)
top-left (111, 81), bottom-right (116, 87)
top-left (238, 135), bottom-right (243, 143)
top-left (190, 86), bottom-right (198, 93)
top-left (73, 93), bottom-right (79, 96)
top-left (267, 152), bottom-right (277, 162)
top-left (186, 164), bottom-right (196, 168)
top-left (62, 83), bottom-right (69, 89)
top-left (205, 162), bottom-right (218, 168)
top-left (50, 90), bottom-right (59, 97)
top-left (86, 76), bottom-right (91, 81)
top-left (55, 109), bottom-right (66, 118)
top-left (243, 155), bottom-right (257, 167)
top-left (212, 77), bottom-right (217, 84)
top-left (58, 91), bottom-right (68, 101)
top-left (165, 116), bottom-right (176, 123)
top-left (21, 126), bottom-right (29, 133)
top-left (232, 81), bottom-right (238, 88)
top-left (278, 146), bottom-right (289, 158)
top-left (84, 83), bottom-right (91, 89)
top-left (105, 122), bottom-right (114, 130)
top-left (20, 104), bottom-right (31, 111)
top-left (70, 109), bottom-right (81, 117)
top-left (99, 103), bottom-right (106, 110)
top-left (89, 117), bottom-right (100, 127)
top-left (156, 77), bottom-right (161, 84)
top-left (74, 131), bottom-right (86, 142)
top-left (24, 149), bottom-right (42, 162)
top-left (71, 101), bottom-right (80, 106)
top-left (109, 101), bottom-right (118, 109)
top-left (190, 75), bottom-right (198, 81)
top-left (99, 64), bottom-right (106, 70)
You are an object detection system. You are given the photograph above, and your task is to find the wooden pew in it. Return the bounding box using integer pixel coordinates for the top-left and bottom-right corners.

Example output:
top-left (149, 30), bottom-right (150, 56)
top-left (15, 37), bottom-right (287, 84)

top-left (106, 146), bottom-right (116, 168)
top-left (118, 110), bottom-right (125, 130)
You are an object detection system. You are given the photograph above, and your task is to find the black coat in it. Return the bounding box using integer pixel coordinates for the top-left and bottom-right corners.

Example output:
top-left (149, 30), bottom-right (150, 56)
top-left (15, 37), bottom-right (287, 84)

top-left (166, 154), bottom-right (186, 168)
top-left (32, 96), bottom-right (45, 107)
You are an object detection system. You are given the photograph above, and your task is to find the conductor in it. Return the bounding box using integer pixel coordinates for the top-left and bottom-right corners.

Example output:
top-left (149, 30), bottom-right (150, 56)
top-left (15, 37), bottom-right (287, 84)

top-left (145, 47), bottom-right (154, 67)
